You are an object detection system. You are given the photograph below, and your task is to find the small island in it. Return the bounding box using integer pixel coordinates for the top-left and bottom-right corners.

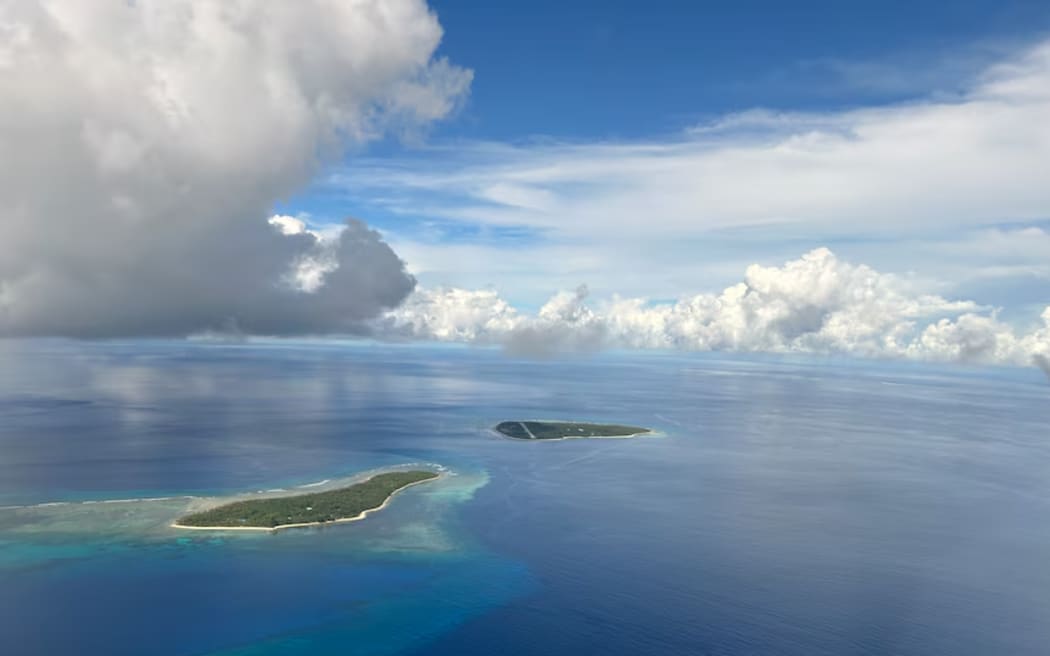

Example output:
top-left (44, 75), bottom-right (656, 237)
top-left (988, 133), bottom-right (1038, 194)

top-left (173, 470), bottom-right (439, 531)
top-left (495, 421), bottom-right (651, 440)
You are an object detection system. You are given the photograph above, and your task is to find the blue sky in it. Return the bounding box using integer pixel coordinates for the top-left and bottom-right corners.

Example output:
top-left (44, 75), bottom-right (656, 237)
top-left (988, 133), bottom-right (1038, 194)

top-left (278, 1), bottom-right (1050, 322)
top-left (3, 1), bottom-right (1048, 363)
top-left (425, 0), bottom-right (1050, 139)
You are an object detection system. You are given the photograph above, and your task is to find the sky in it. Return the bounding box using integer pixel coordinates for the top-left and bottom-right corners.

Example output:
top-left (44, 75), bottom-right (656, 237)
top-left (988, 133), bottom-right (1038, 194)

top-left (1, 1), bottom-right (1049, 371)
top-left (429, 0), bottom-right (1050, 139)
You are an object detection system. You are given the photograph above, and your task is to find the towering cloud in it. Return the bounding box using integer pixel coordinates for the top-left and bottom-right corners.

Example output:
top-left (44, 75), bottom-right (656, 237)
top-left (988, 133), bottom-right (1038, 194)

top-left (383, 249), bottom-right (1050, 369)
top-left (0, 1), bottom-right (470, 336)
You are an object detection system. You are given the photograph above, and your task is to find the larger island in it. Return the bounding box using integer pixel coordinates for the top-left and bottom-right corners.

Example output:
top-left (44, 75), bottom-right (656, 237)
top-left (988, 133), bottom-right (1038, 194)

top-left (173, 470), bottom-right (439, 531)
top-left (495, 421), bottom-right (651, 440)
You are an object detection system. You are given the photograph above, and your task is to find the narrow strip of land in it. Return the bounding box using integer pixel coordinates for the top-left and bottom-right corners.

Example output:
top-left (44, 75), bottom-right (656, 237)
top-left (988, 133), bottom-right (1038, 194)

top-left (494, 421), bottom-right (651, 440)
top-left (172, 470), bottom-right (439, 531)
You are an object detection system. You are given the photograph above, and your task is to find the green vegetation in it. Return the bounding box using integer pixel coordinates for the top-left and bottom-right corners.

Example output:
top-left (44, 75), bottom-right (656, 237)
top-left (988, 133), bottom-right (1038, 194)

top-left (495, 421), bottom-right (650, 440)
top-left (176, 470), bottom-right (439, 529)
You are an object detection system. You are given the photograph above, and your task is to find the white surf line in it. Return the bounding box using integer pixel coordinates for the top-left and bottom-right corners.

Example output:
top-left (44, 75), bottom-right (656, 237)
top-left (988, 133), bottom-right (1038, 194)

top-left (3, 465), bottom-right (449, 514)
top-left (1, 495), bottom-right (200, 510)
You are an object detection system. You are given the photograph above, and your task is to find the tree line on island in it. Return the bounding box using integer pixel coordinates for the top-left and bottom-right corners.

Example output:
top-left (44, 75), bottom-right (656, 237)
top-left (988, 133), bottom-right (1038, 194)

top-left (495, 421), bottom-right (651, 440)
top-left (176, 470), bottom-right (438, 529)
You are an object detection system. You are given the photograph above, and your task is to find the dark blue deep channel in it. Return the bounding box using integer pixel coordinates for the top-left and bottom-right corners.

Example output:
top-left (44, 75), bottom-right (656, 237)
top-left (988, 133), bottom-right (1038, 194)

top-left (2, 340), bottom-right (1049, 655)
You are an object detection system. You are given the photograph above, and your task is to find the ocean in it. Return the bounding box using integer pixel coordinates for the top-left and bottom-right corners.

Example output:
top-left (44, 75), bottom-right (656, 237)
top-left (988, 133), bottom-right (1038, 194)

top-left (1, 339), bottom-right (1049, 655)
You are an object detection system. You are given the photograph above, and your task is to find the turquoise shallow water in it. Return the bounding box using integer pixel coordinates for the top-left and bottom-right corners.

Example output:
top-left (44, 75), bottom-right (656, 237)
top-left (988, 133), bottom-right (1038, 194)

top-left (2, 340), bottom-right (1050, 655)
top-left (1, 466), bottom-right (534, 656)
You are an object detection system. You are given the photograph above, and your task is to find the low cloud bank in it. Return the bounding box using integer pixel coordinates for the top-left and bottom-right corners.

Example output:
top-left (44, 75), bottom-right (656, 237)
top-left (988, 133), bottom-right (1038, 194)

top-left (380, 248), bottom-right (1050, 369)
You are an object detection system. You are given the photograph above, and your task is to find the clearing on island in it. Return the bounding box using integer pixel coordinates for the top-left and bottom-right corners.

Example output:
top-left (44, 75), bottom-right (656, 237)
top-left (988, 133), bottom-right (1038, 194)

top-left (495, 421), bottom-right (651, 440)
top-left (174, 470), bottom-right (439, 530)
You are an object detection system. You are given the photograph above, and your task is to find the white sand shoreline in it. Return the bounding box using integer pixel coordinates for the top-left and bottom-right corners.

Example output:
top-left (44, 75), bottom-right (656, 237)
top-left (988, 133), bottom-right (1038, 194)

top-left (170, 472), bottom-right (443, 533)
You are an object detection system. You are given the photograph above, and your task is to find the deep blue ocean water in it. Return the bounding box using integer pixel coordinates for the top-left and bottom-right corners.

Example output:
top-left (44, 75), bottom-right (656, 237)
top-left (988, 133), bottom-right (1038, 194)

top-left (2, 339), bottom-right (1049, 655)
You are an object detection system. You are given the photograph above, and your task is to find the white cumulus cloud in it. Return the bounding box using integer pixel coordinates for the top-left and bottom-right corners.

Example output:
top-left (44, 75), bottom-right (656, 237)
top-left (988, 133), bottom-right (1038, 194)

top-left (382, 287), bottom-right (524, 342)
top-left (380, 249), bottom-right (1050, 370)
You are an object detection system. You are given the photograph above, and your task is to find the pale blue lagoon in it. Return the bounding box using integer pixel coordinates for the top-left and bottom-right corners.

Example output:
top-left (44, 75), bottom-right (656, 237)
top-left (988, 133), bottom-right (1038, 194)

top-left (2, 340), bottom-right (1049, 655)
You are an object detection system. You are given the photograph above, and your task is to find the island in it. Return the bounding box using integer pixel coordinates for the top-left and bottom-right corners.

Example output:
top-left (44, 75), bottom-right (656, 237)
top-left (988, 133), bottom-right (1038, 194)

top-left (172, 470), bottom-right (440, 531)
top-left (495, 421), bottom-right (651, 440)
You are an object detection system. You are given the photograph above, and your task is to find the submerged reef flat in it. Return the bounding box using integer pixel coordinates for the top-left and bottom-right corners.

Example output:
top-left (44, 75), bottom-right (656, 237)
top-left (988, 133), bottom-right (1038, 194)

top-left (495, 421), bottom-right (651, 440)
top-left (0, 466), bottom-right (486, 568)
top-left (174, 471), bottom-right (440, 531)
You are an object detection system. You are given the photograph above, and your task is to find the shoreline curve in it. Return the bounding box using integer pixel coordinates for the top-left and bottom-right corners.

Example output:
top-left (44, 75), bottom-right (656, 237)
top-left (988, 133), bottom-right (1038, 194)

top-left (170, 473), bottom-right (443, 533)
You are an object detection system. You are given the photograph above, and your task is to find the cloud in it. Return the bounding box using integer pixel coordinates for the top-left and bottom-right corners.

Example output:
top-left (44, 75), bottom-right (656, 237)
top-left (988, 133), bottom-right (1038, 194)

top-left (1035, 354), bottom-right (1050, 381)
top-left (0, 1), bottom-right (470, 337)
top-left (380, 248), bottom-right (1050, 369)
top-left (330, 39), bottom-right (1050, 307)
top-left (381, 286), bottom-right (524, 343)
top-left (378, 282), bottom-right (606, 357)
top-left (343, 39), bottom-right (1050, 238)
top-left (502, 285), bottom-right (607, 357)
top-left (266, 214), bottom-right (344, 294)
